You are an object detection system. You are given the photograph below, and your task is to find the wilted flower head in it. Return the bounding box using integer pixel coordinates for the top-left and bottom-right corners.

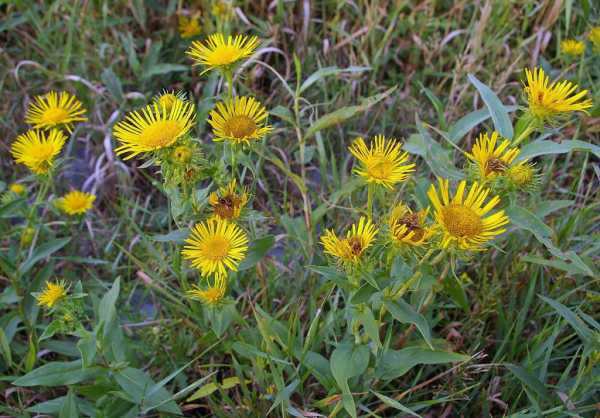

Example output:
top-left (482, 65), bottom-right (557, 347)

top-left (320, 217), bottom-right (378, 265)
top-left (209, 179), bottom-right (249, 221)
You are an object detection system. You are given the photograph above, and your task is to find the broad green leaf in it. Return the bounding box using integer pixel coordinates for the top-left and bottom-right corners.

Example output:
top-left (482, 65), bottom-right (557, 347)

top-left (376, 347), bottom-right (469, 380)
top-left (305, 86), bottom-right (396, 139)
top-left (150, 228), bottom-right (189, 243)
top-left (59, 389), bottom-right (78, 418)
top-left (517, 139), bottom-right (600, 161)
top-left (114, 367), bottom-right (181, 415)
top-left (13, 360), bottom-right (100, 386)
top-left (467, 74), bottom-right (513, 139)
top-left (98, 278), bottom-right (120, 337)
top-left (505, 364), bottom-right (550, 401)
top-left (448, 106), bottom-right (518, 143)
top-left (352, 307), bottom-right (381, 348)
top-left (19, 237), bottom-right (71, 274)
top-left (330, 343), bottom-right (369, 418)
top-left (27, 396), bottom-right (95, 417)
top-left (143, 63), bottom-right (187, 78)
top-left (77, 332), bottom-right (97, 368)
top-left (300, 66), bottom-right (370, 94)
top-left (384, 299), bottom-right (433, 349)
top-left (238, 235), bottom-right (274, 270)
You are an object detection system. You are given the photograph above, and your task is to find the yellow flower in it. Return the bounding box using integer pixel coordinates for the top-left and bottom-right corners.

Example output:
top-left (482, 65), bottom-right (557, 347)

top-left (208, 96), bottom-right (272, 145)
top-left (179, 15), bottom-right (202, 39)
top-left (9, 183), bottom-right (26, 195)
top-left (523, 67), bottom-right (593, 122)
top-left (560, 39), bottom-right (585, 56)
top-left (427, 178), bottom-right (509, 251)
top-left (506, 163), bottom-right (536, 187)
top-left (209, 179), bottom-right (249, 220)
top-left (466, 131), bottom-right (520, 181)
top-left (182, 218), bottom-right (249, 278)
top-left (113, 100), bottom-right (196, 160)
top-left (55, 190), bottom-right (96, 215)
top-left (187, 275), bottom-right (227, 306)
top-left (25, 91), bottom-right (87, 133)
top-left (186, 33), bottom-right (259, 75)
top-left (589, 27), bottom-right (600, 53)
top-left (154, 90), bottom-right (187, 112)
top-left (36, 281), bottom-right (68, 309)
top-left (320, 217), bottom-right (378, 264)
top-left (20, 227), bottom-right (35, 247)
top-left (11, 129), bottom-right (67, 174)
top-left (388, 203), bottom-right (431, 247)
top-left (348, 135), bottom-right (415, 190)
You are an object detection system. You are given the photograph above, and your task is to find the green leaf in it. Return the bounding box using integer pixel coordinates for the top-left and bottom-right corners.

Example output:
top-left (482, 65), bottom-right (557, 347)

top-left (330, 343), bottom-right (369, 418)
top-left (101, 68), bottom-right (123, 102)
top-left (238, 235), bottom-right (274, 271)
top-left (27, 396), bottom-right (95, 417)
top-left (539, 295), bottom-right (594, 344)
top-left (98, 278), bottom-right (120, 338)
top-left (300, 66), bottom-right (370, 94)
top-left (149, 228), bottom-right (189, 243)
top-left (371, 391), bottom-right (422, 417)
top-left (448, 106), bottom-right (518, 143)
top-left (467, 74), bottom-right (513, 139)
top-left (384, 299), bottom-right (433, 349)
top-left (13, 360), bottom-right (99, 386)
top-left (353, 307), bottom-right (381, 348)
top-left (376, 347), bottom-right (469, 380)
top-left (505, 364), bottom-right (550, 401)
top-left (517, 139), bottom-right (600, 161)
top-left (59, 389), bottom-right (79, 418)
top-left (0, 327), bottom-right (12, 367)
top-left (143, 63), bottom-right (188, 78)
top-left (114, 367), bottom-right (181, 415)
top-left (305, 86), bottom-right (396, 139)
top-left (77, 332), bottom-right (97, 368)
top-left (19, 237), bottom-right (71, 274)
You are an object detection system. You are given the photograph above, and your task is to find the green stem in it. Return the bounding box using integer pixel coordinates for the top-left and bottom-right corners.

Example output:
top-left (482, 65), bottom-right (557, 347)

top-left (367, 184), bottom-right (374, 219)
top-left (224, 70), bottom-right (234, 101)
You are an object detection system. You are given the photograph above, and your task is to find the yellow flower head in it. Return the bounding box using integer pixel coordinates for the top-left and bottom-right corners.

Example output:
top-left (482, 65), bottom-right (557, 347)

top-left (20, 227), bottom-right (35, 247)
top-left (523, 67), bottom-right (593, 122)
top-left (36, 281), bottom-right (68, 309)
top-left (9, 183), bottom-right (26, 195)
top-left (589, 27), bottom-right (600, 53)
top-left (11, 129), bottom-right (67, 174)
top-left (171, 144), bottom-right (193, 164)
top-left (154, 90), bottom-right (187, 112)
top-left (113, 100), bottom-right (196, 160)
top-left (560, 39), bottom-right (585, 56)
top-left (506, 162), bottom-right (536, 188)
top-left (348, 135), bottom-right (415, 189)
top-left (209, 179), bottom-right (249, 220)
top-left (182, 218), bottom-right (249, 278)
top-left (466, 131), bottom-right (520, 180)
top-left (25, 91), bottom-right (87, 133)
top-left (186, 33), bottom-right (258, 75)
top-left (208, 96), bottom-right (272, 145)
top-left (55, 190), bottom-right (96, 216)
top-left (187, 275), bottom-right (227, 306)
top-left (320, 217), bottom-right (378, 264)
top-left (179, 15), bottom-right (202, 39)
top-left (388, 203), bottom-right (431, 247)
top-left (427, 178), bottom-right (509, 251)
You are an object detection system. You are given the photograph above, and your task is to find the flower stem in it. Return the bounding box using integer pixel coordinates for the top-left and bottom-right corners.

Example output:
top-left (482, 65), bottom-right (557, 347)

top-left (367, 184), bottom-right (374, 219)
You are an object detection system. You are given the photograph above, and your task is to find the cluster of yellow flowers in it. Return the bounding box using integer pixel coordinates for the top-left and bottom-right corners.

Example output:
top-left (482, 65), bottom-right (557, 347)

top-left (177, 0), bottom-right (234, 40)
top-left (111, 32), bottom-right (269, 306)
top-left (560, 27), bottom-right (600, 57)
top-left (320, 65), bottom-right (593, 270)
top-left (9, 91), bottom-right (96, 217)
